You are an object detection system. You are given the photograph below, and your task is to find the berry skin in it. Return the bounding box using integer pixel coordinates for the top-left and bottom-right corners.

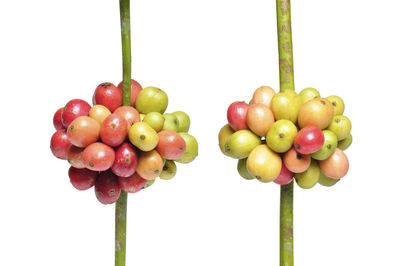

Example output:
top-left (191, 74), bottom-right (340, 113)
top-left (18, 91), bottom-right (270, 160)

top-left (111, 143), bottom-right (139, 177)
top-left (53, 107), bottom-right (65, 130)
top-left (274, 163), bottom-right (294, 185)
top-left (156, 130), bottom-right (186, 160)
top-left (66, 145), bottom-right (85, 169)
top-left (83, 142), bottom-right (115, 171)
top-left (118, 173), bottom-right (147, 193)
top-left (50, 130), bottom-right (71, 160)
top-left (93, 82), bottom-right (122, 112)
top-left (68, 167), bottom-right (97, 191)
top-left (227, 101), bottom-right (250, 131)
top-left (61, 99), bottom-right (91, 128)
top-left (294, 126), bottom-right (325, 155)
top-left (95, 171), bottom-right (121, 204)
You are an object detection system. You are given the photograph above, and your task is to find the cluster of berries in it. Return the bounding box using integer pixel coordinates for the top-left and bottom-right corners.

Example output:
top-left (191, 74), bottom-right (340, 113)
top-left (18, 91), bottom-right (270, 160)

top-left (219, 86), bottom-right (352, 188)
top-left (51, 80), bottom-right (198, 204)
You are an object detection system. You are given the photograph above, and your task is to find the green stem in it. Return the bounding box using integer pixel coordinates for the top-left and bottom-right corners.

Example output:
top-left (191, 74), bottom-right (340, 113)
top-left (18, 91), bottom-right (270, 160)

top-left (276, 0), bottom-right (295, 92)
top-left (115, 192), bottom-right (128, 266)
top-left (280, 182), bottom-right (294, 266)
top-left (120, 0), bottom-right (132, 106)
top-left (277, 0), bottom-right (294, 265)
top-left (116, 0), bottom-right (131, 265)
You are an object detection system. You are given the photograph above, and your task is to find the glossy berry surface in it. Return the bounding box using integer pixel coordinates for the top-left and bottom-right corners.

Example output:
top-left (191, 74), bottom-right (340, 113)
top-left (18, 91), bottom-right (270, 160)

top-left (50, 130), bottom-right (71, 160)
top-left (294, 126), bottom-right (324, 155)
top-left (273, 163), bottom-right (294, 185)
top-left (227, 101), bottom-right (250, 131)
top-left (93, 82), bottom-right (122, 112)
top-left (156, 130), bottom-right (186, 160)
top-left (118, 173), bottom-right (147, 193)
top-left (95, 171), bottom-right (121, 204)
top-left (100, 113), bottom-right (128, 147)
top-left (53, 107), bottom-right (65, 130)
top-left (61, 99), bottom-right (91, 128)
top-left (68, 167), bottom-right (97, 190)
top-left (66, 145), bottom-right (85, 169)
top-left (112, 142), bottom-right (139, 177)
top-left (83, 142), bottom-right (115, 171)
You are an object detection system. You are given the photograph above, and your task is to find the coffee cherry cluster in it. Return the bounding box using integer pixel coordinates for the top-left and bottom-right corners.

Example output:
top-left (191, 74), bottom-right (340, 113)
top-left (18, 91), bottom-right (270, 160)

top-left (51, 79), bottom-right (198, 204)
top-left (218, 86), bottom-right (352, 188)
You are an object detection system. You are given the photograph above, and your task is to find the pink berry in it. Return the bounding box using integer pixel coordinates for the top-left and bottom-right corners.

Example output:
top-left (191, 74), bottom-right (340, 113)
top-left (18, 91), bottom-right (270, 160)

top-left (294, 126), bottom-right (325, 155)
top-left (227, 101), bottom-right (250, 131)
top-left (61, 99), bottom-right (91, 128)
top-left (274, 163), bottom-right (294, 185)
top-left (53, 107), bottom-right (65, 130)
top-left (50, 130), bottom-right (71, 160)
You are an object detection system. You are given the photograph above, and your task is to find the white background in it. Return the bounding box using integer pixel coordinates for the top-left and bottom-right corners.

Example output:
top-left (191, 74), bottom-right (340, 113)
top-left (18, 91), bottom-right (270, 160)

top-left (1, 0), bottom-right (399, 265)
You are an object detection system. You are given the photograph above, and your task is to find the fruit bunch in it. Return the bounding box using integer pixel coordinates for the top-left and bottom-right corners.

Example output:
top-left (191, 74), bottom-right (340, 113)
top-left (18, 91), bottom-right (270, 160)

top-left (50, 80), bottom-right (198, 204)
top-left (218, 86), bottom-right (352, 188)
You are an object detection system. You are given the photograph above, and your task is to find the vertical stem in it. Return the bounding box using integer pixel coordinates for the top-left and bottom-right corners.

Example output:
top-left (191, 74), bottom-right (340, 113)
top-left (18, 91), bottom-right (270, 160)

top-left (277, 0), bottom-right (294, 265)
top-left (276, 0), bottom-right (295, 92)
top-left (280, 182), bottom-right (294, 266)
top-left (120, 0), bottom-right (132, 106)
top-left (115, 192), bottom-right (128, 266)
top-left (116, 0), bottom-right (131, 266)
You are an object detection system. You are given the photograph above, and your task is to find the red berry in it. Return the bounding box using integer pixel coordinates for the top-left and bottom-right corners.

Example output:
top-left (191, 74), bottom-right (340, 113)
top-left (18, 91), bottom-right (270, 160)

top-left (114, 106), bottom-right (140, 130)
top-left (118, 173), bottom-right (147, 193)
top-left (117, 79), bottom-right (143, 107)
top-left (50, 130), bottom-right (71, 160)
top-left (67, 145), bottom-right (85, 169)
top-left (93, 82), bottom-right (122, 112)
top-left (112, 143), bottom-right (139, 177)
top-left (294, 126), bottom-right (325, 155)
top-left (53, 107), bottom-right (65, 130)
top-left (100, 113), bottom-right (128, 147)
top-left (156, 130), bottom-right (186, 160)
top-left (61, 99), bottom-right (91, 128)
top-left (95, 171), bottom-right (121, 204)
top-left (273, 163), bottom-right (294, 185)
top-left (83, 142), bottom-right (115, 171)
top-left (68, 167), bottom-right (97, 190)
top-left (227, 101), bottom-right (250, 131)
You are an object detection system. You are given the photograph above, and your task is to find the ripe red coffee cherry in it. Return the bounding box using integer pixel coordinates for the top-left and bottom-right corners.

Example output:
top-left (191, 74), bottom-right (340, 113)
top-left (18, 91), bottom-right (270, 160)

top-left (156, 130), bottom-right (186, 160)
top-left (53, 107), bottom-right (65, 130)
top-left (294, 126), bottom-right (324, 155)
top-left (100, 113), bottom-right (128, 147)
top-left (68, 167), bottom-right (97, 191)
top-left (93, 82), bottom-right (122, 112)
top-left (118, 173), bottom-right (147, 193)
top-left (83, 142), bottom-right (115, 171)
top-left (114, 106), bottom-right (141, 130)
top-left (61, 99), bottom-right (91, 128)
top-left (95, 171), bottom-right (121, 204)
top-left (227, 101), bottom-right (250, 131)
top-left (117, 79), bottom-right (143, 107)
top-left (112, 142), bottom-right (139, 177)
top-left (273, 163), bottom-right (294, 185)
top-left (50, 130), bottom-right (71, 160)
top-left (67, 145), bottom-right (85, 169)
